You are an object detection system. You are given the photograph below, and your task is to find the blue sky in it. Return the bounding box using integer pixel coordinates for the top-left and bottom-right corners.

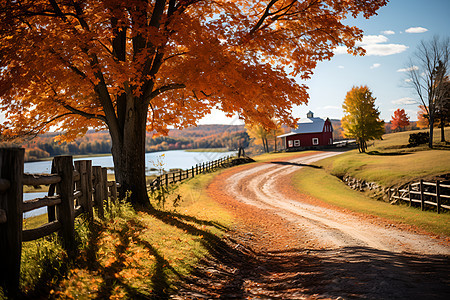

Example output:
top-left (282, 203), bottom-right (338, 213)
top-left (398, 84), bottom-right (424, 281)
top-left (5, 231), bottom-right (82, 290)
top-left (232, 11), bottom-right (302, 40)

top-left (201, 0), bottom-right (450, 124)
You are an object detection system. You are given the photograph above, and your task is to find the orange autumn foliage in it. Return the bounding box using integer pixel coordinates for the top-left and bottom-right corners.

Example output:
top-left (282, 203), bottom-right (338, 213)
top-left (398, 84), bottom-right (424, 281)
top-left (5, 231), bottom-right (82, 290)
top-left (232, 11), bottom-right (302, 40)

top-left (0, 0), bottom-right (388, 204)
top-left (390, 108), bottom-right (410, 131)
top-left (417, 105), bottom-right (430, 129)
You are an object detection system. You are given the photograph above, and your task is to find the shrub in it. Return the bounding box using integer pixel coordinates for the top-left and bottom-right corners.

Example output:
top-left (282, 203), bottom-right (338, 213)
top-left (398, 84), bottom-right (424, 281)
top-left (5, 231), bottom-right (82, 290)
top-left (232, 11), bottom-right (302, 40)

top-left (408, 132), bottom-right (429, 147)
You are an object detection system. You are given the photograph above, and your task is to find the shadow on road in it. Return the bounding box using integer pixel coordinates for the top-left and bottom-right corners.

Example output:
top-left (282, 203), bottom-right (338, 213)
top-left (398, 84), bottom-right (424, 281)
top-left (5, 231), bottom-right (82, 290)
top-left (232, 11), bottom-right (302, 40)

top-left (174, 238), bottom-right (450, 299)
top-left (269, 161), bottom-right (323, 169)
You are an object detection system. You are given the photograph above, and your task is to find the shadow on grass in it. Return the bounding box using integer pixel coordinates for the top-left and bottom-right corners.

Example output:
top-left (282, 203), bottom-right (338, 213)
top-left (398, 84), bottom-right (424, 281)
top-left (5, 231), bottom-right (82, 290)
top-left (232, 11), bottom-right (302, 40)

top-left (269, 161), bottom-right (323, 169)
top-left (90, 215), bottom-right (181, 300)
top-left (366, 151), bottom-right (411, 156)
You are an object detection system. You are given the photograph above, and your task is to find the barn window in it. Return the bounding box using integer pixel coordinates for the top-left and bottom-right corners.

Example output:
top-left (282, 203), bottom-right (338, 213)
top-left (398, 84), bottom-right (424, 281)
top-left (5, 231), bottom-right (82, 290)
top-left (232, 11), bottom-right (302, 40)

top-left (288, 140), bottom-right (293, 147)
top-left (294, 140), bottom-right (300, 147)
top-left (329, 138), bottom-right (333, 145)
top-left (312, 138), bottom-right (319, 145)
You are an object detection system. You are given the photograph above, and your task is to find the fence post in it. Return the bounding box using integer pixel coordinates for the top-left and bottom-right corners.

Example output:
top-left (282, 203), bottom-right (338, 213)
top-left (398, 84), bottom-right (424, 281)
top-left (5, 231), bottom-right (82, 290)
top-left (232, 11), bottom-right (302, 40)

top-left (179, 170), bottom-right (182, 181)
top-left (165, 173), bottom-right (169, 187)
top-left (101, 168), bottom-right (108, 211)
top-left (202, 162), bottom-right (205, 173)
top-left (110, 180), bottom-right (117, 203)
top-left (191, 166), bottom-right (194, 178)
top-left (196, 164), bottom-right (198, 175)
top-left (92, 166), bottom-right (104, 219)
top-left (408, 184), bottom-right (412, 207)
top-left (436, 180), bottom-right (441, 214)
top-left (52, 156), bottom-right (76, 255)
top-left (74, 160), bottom-right (93, 220)
top-left (0, 148), bottom-right (24, 296)
top-left (172, 171), bottom-right (175, 183)
top-left (48, 164), bottom-right (57, 222)
top-left (420, 179), bottom-right (424, 211)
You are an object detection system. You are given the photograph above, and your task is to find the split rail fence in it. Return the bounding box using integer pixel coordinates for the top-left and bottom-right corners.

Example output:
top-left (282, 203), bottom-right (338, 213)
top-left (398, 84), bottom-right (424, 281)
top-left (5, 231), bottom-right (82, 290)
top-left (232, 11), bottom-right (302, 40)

top-left (147, 155), bottom-right (234, 192)
top-left (388, 179), bottom-right (450, 214)
top-left (0, 148), bottom-right (119, 295)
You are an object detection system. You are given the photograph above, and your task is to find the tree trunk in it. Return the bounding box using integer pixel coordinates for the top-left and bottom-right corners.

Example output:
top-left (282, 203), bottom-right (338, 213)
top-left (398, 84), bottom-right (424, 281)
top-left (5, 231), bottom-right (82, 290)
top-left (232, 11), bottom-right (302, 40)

top-left (429, 116), bottom-right (434, 148)
top-left (440, 119), bottom-right (446, 142)
top-left (110, 100), bottom-right (150, 207)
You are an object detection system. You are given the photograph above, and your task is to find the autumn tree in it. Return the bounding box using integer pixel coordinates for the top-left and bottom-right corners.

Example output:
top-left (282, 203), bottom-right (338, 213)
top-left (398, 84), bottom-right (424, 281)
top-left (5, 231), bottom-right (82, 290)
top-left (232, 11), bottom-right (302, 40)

top-left (341, 86), bottom-right (384, 153)
top-left (417, 105), bottom-right (429, 129)
top-left (246, 124), bottom-right (271, 153)
top-left (405, 36), bottom-right (450, 148)
top-left (391, 108), bottom-right (410, 132)
top-left (0, 0), bottom-right (387, 206)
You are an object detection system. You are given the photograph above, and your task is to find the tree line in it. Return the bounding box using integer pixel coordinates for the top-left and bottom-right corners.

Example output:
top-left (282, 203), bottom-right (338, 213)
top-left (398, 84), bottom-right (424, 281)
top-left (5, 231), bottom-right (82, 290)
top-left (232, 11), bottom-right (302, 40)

top-left (0, 127), bottom-right (249, 162)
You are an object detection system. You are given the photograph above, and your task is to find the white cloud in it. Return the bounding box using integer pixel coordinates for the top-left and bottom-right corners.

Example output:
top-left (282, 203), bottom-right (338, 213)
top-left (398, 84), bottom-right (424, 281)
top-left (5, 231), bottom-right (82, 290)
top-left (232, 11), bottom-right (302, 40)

top-left (370, 63), bottom-right (381, 69)
top-left (363, 44), bottom-right (408, 56)
top-left (405, 27), bottom-right (428, 33)
top-left (338, 65), bottom-right (345, 69)
top-left (404, 78), bottom-right (412, 83)
top-left (381, 30), bottom-right (395, 35)
top-left (392, 97), bottom-right (416, 105)
top-left (357, 35), bottom-right (388, 45)
top-left (334, 34), bottom-right (408, 56)
top-left (397, 66), bottom-right (419, 72)
top-left (333, 46), bottom-right (348, 55)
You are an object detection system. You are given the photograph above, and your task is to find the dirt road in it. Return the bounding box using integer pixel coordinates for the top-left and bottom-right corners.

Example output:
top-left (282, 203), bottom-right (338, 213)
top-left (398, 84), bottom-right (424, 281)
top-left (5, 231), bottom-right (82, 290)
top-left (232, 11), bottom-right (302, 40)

top-left (175, 151), bottom-right (450, 299)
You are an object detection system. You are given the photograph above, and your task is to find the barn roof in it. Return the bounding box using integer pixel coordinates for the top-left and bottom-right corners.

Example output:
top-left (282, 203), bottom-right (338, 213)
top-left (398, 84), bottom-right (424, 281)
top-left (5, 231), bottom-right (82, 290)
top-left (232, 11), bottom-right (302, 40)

top-left (294, 117), bottom-right (326, 134)
top-left (277, 114), bottom-right (328, 138)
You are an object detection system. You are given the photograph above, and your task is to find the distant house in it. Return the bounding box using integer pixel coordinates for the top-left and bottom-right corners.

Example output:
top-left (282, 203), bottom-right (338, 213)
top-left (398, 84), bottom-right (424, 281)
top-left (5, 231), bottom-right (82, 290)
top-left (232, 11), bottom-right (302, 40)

top-left (278, 111), bottom-right (333, 150)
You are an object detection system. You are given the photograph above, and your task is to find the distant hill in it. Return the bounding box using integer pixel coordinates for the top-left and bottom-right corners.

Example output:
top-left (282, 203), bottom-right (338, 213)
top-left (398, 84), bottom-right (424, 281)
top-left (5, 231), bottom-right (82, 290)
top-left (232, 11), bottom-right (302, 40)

top-left (2, 125), bottom-right (248, 161)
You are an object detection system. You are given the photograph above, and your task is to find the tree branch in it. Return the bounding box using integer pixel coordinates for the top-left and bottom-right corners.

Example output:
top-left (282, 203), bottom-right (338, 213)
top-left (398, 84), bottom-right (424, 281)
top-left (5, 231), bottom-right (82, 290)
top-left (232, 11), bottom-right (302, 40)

top-left (145, 83), bottom-right (186, 105)
top-left (62, 104), bottom-right (107, 122)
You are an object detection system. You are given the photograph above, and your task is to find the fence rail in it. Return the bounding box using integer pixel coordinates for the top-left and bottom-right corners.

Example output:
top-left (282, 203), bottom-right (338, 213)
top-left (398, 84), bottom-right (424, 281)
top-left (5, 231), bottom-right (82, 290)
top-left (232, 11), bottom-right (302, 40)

top-left (0, 148), bottom-right (119, 295)
top-left (147, 155), bottom-right (233, 191)
top-left (388, 179), bottom-right (450, 214)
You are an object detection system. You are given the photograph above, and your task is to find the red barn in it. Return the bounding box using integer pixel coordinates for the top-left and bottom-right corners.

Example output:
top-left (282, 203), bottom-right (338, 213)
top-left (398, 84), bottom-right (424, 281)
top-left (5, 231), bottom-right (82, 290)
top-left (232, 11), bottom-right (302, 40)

top-left (278, 111), bottom-right (333, 150)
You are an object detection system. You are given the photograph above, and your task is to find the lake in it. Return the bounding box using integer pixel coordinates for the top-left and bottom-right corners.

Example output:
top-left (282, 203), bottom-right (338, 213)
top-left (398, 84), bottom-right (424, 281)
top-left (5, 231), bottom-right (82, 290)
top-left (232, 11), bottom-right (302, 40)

top-left (24, 149), bottom-right (236, 175)
top-left (23, 149), bottom-right (236, 218)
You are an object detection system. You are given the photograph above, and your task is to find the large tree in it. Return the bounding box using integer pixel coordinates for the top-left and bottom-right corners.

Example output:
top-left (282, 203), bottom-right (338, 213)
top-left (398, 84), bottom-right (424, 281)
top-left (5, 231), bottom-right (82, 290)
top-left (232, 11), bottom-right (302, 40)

top-left (0, 0), bottom-right (387, 205)
top-left (405, 36), bottom-right (450, 148)
top-left (341, 85), bottom-right (384, 153)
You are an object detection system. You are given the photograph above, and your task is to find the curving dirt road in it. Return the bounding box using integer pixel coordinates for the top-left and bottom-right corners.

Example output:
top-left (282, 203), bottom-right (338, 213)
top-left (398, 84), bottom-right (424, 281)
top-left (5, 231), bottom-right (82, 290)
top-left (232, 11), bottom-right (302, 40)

top-left (226, 151), bottom-right (450, 255)
top-left (175, 151), bottom-right (450, 299)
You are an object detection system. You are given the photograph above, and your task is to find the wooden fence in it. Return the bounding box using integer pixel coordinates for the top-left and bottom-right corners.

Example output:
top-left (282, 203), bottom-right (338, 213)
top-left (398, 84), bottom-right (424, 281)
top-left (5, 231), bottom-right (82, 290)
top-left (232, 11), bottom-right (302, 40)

top-left (147, 155), bottom-right (233, 192)
top-left (0, 148), bottom-right (119, 295)
top-left (388, 179), bottom-right (450, 213)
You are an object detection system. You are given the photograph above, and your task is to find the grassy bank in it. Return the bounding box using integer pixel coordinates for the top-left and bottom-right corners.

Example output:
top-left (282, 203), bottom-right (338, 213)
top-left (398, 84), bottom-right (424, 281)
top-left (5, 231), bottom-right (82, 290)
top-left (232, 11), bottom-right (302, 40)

top-left (293, 166), bottom-right (450, 236)
top-left (19, 170), bottom-right (234, 298)
top-left (320, 128), bottom-right (450, 187)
